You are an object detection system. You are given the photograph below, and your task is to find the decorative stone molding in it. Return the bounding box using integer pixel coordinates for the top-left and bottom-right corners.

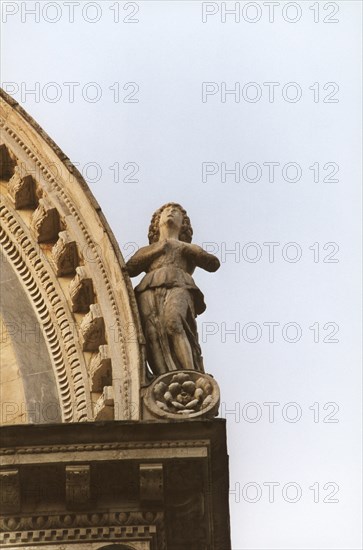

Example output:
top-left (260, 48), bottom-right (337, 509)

top-left (1, 89), bottom-right (144, 421)
top-left (145, 371), bottom-right (220, 420)
top-left (80, 304), bottom-right (106, 352)
top-left (139, 464), bottom-right (164, 504)
top-left (0, 510), bottom-right (164, 532)
top-left (0, 439), bottom-right (209, 458)
top-left (8, 166), bottom-right (37, 209)
top-left (0, 469), bottom-right (20, 513)
top-left (52, 231), bottom-right (79, 276)
top-left (0, 197), bottom-right (92, 422)
top-left (31, 197), bottom-right (60, 243)
top-left (66, 465), bottom-right (91, 510)
top-left (12, 542), bottom-right (150, 550)
top-left (0, 525), bottom-right (160, 547)
top-left (89, 345), bottom-right (112, 392)
top-left (69, 266), bottom-right (94, 312)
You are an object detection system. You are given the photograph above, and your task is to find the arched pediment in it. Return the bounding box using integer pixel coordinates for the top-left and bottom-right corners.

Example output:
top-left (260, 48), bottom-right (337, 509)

top-left (0, 89), bottom-right (144, 423)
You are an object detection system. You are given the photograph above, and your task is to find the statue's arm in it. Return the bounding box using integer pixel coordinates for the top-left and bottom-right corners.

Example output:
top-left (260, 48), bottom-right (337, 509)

top-left (126, 243), bottom-right (163, 277)
top-left (187, 244), bottom-right (220, 272)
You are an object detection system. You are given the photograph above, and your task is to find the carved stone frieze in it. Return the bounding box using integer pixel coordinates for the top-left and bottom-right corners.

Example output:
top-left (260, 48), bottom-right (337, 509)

top-left (0, 511), bottom-right (164, 532)
top-left (80, 304), bottom-right (106, 352)
top-left (31, 197), bottom-right (60, 243)
top-left (0, 509), bottom-right (165, 547)
top-left (69, 266), bottom-right (95, 312)
top-left (0, 525), bottom-right (160, 547)
top-left (89, 345), bottom-right (112, 392)
top-left (52, 231), bottom-right (79, 276)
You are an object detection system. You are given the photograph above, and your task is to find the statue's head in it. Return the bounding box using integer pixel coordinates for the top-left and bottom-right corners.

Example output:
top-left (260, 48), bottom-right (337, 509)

top-left (148, 202), bottom-right (193, 244)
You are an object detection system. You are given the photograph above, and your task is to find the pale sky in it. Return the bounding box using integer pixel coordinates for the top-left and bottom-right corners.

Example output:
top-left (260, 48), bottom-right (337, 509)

top-left (1, 1), bottom-right (362, 548)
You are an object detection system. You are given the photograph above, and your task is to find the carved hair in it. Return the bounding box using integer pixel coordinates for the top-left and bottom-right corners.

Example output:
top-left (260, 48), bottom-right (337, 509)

top-left (148, 202), bottom-right (193, 244)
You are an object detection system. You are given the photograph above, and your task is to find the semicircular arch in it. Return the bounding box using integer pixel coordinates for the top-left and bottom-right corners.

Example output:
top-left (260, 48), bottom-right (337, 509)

top-left (0, 89), bottom-right (144, 423)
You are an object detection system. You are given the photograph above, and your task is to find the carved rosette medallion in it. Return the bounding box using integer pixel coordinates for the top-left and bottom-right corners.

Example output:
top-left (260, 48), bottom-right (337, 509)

top-left (145, 371), bottom-right (220, 419)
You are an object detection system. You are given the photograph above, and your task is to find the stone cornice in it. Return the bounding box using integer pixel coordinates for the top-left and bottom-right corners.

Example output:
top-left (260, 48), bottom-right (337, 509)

top-left (0, 420), bottom-right (230, 549)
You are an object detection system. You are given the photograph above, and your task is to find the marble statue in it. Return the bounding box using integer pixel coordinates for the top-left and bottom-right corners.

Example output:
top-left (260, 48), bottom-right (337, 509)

top-left (126, 203), bottom-right (220, 375)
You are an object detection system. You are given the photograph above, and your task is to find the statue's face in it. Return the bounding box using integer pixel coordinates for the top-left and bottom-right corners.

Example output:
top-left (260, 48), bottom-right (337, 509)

top-left (159, 205), bottom-right (183, 235)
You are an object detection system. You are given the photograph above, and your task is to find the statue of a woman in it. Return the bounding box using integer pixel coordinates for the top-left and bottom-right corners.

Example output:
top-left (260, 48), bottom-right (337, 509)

top-left (126, 203), bottom-right (220, 376)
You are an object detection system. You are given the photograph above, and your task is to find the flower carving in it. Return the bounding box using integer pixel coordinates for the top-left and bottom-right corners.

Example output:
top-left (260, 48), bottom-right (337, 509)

top-left (153, 372), bottom-right (214, 415)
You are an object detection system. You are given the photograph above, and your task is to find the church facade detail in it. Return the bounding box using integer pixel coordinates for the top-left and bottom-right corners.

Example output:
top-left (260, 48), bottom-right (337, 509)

top-left (0, 90), bottom-right (231, 550)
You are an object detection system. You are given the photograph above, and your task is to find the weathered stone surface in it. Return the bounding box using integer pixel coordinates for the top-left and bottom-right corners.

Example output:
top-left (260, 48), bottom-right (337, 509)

top-left (8, 167), bottom-right (37, 209)
top-left (139, 463), bottom-right (164, 504)
top-left (0, 90), bottom-right (230, 549)
top-left (94, 385), bottom-right (114, 420)
top-left (69, 266), bottom-right (94, 312)
top-left (0, 316), bottom-right (27, 426)
top-left (0, 469), bottom-right (20, 513)
top-left (144, 370), bottom-right (220, 420)
top-left (0, 144), bottom-right (16, 180)
top-left (0, 420), bottom-right (231, 549)
top-left (89, 345), bottom-right (112, 392)
top-left (31, 197), bottom-right (60, 243)
top-left (52, 231), bottom-right (79, 276)
top-left (66, 465), bottom-right (91, 509)
top-left (0, 252), bottom-right (62, 424)
top-left (127, 203), bottom-right (220, 376)
top-left (80, 304), bottom-right (106, 352)
top-left (1, 89), bottom-right (144, 422)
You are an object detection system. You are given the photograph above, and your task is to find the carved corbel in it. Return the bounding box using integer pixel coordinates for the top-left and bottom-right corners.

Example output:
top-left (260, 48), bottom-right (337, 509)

top-left (31, 197), bottom-right (60, 243)
top-left (94, 385), bottom-right (114, 420)
top-left (69, 266), bottom-right (94, 312)
top-left (8, 167), bottom-right (37, 209)
top-left (65, 465), bottom-right (90, 510)
top-left (139, 463), bottom-right (164, 504)
top-left (52, 231), bottom-right (79, 276)
top-left (0, 144), bottom-right (16, 180)
top-left (89, 345), bottom-right (112, 392)
top-left (0, 469), bottom-right (20, 513)
top-left (80, 303), bottom-right (106, 351)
